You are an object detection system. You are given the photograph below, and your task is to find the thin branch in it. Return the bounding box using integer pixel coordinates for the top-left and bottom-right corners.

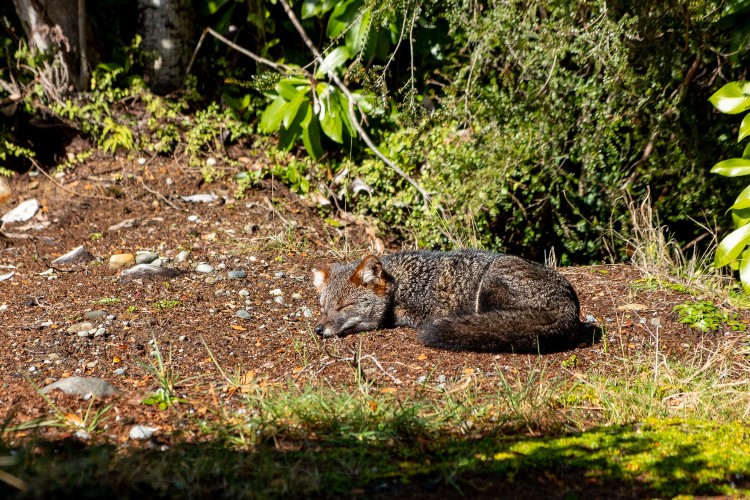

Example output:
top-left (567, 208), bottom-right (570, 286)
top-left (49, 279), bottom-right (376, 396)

top-left (277, 0), bottom-right (432, 210)
top-left (205, 27), bottom-right (300, 76)
top-left (31, 159), bottom-right (117, 202)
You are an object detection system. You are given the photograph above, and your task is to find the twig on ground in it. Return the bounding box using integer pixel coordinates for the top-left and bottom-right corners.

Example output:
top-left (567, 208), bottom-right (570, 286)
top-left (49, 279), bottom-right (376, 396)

top-left (139, 177), bottom-right (185, 212)
top-left (31, 159), bottom-right (117, 202)
top-left (263, 196), bottom-right (293, 227)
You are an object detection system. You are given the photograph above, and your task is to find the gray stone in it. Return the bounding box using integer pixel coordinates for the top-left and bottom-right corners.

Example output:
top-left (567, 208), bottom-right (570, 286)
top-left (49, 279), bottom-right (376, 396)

top-left (228, 270), bottom-right (247, 280)
top-left (51, 245), bottom-right (94, 266)
top-left (108, 218), bottom-right (139, 232)
top-left (67, 321), bottom-right (94, 334)
top-left (120, 264), bottom-right (183, 283)
top-left (41, 376), bottom-right (120, 397)
top-left (176, 250), bottom-right (190, 263)
top-left (114, 368), bottom-right (126, 376)
top-left (239, 289), bottom-right (250, 297)
top-left (85, 310), bottom-right (108, 319)
top-left (236, 310), bottom-right (252, 320)
top-left (135, 252), bottom-right (159, 264)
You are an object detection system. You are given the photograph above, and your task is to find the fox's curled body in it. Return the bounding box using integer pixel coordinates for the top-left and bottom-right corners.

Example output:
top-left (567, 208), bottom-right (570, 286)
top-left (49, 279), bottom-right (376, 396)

top-left (311, 249), bottom-right (582, 353)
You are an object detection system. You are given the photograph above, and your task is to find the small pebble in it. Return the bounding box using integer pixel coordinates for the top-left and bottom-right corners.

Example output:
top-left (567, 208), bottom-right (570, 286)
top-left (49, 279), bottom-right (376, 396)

top-left (40, 320), bottom-right (53, 328)
top-left (187, 215), bottom-right (199, 222)
top-left (0, 304), bottom-right (7, 312)
top-left (228, 270), bottom-right (247, 280)
top-left (67, 321), bottom-right (94, 334)
top-left (195, 263), bottom-right (214, 273)
top-left (301, 306), bottom-right (313, 318)
top-left (114, 368), bottom-right (126, 376)
top-left (94, 327), bottom-right (107, 337)
top-left (274, 272), bottom-right (285, 279)
top-left (236, 310), bottom-right (252, 320)
top-left (270, 288), bottom-right (283, 296)
top-left (77, 331), bottom-right (91, 338)
top-left (291, 292), bottom-right (302, 300)
top-left (274, 296), bottom-right (284, 304)
top-left (151, 258), bottom-right (163, 267)
top-left (239, 289), bottom-right (250, 297)
top-left (176, 250), bottom-right (190, 263)
top-left (85, 310), bottom-right (108, 319)
top-left (129, 425), bottom-right (158, 440)
top-left (135, 252), bottom-right (159, 264)
top-left (109, 253), bottom-right (135, 269)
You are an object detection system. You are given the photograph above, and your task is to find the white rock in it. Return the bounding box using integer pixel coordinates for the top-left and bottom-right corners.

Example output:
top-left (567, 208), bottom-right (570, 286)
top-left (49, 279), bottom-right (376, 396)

top-left (1, 199), bottom-right (38, 223)
top-left (129, 425), bottom-right (158, 440)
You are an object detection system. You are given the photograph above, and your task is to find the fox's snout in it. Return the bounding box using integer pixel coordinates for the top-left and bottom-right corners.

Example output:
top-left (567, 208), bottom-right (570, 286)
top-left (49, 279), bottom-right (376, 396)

top-left (313, 324), bottom-right (325, 336)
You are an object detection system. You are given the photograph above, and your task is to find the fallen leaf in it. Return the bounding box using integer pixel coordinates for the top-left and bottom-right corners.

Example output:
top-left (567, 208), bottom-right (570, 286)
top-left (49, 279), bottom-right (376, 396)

top-left (231, 324), bottom-right (246, 331)
top-left (417, 354), bottom-right (428, 361)
top-left (380, 387), bottom-right (397, 394)
top-left (65, 414), bottom-right (84, 427)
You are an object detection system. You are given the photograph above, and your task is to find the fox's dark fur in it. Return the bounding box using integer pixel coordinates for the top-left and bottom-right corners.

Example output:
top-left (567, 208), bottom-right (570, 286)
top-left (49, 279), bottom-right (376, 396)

top-left (311, 249), bottom-right (582, 353)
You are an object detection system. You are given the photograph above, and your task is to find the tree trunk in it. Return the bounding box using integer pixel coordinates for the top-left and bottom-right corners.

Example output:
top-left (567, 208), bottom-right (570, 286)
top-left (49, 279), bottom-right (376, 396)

top-left (138, 0), bottom-right (195, 95)
top-left (12, 0), bottom-right (96, 94)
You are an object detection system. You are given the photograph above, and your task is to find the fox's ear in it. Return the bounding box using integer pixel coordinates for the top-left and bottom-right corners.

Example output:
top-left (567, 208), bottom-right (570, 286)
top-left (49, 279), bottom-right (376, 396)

top-left (311, 265), bottom-right (329, 290)
top-left (350, 255), bottom-right (384, 287)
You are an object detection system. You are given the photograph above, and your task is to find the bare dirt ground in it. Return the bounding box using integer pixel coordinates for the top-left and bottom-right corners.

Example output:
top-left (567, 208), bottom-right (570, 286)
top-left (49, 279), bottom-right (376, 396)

top-left (0, 151), bottom-right (747, 497)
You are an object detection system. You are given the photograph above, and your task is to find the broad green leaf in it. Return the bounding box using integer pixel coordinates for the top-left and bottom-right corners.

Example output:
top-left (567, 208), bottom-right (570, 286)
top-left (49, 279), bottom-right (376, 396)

top-left (334, 91), bottom-right (355, 137)
top-left (733, 207), bottom-right (750, 229)
top-left (315, 46), bottom-right (351, 79)
top-left (278, 127), bottom-right (298, 151)
top-left (302, 0), bottom-right (319, 19)
top-left (276, 80), bottom-right (303, 101)
top-left (740, 114), bottom-right (750, 142)
top-left (711, 158), bottom-right (750, 177)
top-left (730, 198), bottom-right (750, 211)
top-left (259, 96), bottom-right (288, 133)
top-left (326, 0), bottom-right (362, 39)
top-left (300, 104), bottom-right (324, 159)
top-left (741, 249), bottom-right (750, 293)
top-left (320, 112), bottom-right (343, 143)
top-left (345, 9), bottom-right (371, 53)
top-left (743, 142), bottom-right (750, 159)
top-left (715, 222), bottom-right (750, 267)
top-left (732, 185), bottom-right (750, 227)
top-left (283, 89), bottom-right (307, 129)
top-left (320, 0), bottom-right (337, 15)
top-left (709, 81), bottom-right (750, 114)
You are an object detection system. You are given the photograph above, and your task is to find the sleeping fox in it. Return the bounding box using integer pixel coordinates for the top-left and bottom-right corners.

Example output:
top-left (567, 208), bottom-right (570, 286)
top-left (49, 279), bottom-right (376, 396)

top-left (311, 249), bottom-right (582, 353)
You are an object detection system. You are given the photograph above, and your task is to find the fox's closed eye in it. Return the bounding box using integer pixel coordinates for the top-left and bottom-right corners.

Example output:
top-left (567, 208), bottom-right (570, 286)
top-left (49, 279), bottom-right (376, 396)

top-left (337, 302), bottom-right (357, 311)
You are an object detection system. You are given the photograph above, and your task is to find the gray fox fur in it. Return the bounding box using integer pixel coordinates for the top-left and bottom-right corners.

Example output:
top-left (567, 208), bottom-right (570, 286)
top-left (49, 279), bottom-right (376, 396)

top-left (311, 249), bottom-right (582, 353)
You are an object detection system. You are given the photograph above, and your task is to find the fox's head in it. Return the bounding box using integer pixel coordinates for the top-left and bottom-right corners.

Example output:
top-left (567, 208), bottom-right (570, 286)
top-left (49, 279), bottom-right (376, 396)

top-left (311, 255), bottom-right (390, 338)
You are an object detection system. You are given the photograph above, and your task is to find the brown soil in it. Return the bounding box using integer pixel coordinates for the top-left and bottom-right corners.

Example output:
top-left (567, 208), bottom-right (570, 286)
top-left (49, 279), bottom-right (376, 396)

top-left (0, 152), bottom-right (746, 480)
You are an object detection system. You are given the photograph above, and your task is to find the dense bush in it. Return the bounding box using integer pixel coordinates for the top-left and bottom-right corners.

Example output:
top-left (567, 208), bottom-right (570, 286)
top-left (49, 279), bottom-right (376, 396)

top-left (340, 1), bottom-right (747, 263)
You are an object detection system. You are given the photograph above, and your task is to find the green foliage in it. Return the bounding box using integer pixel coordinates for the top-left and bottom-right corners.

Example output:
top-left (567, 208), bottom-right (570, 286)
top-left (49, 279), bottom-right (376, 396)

top-left (91, 297), bottom-right (121, 305)
top-left (153, 299), bottom-right (181, 309)
top-left (258, 75), bottom-right (371, 159)
top-left (337, 1), bottom-right (738, 263)
top-left (709, 81), bottom-right (750, 291)
top-left (673, 300), bottom-right (746, 332)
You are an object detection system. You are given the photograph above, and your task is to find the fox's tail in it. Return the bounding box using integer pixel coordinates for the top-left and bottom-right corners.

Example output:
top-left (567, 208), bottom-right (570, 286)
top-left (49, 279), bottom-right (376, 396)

top-left (417, 307), bottom-right (586, 353)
